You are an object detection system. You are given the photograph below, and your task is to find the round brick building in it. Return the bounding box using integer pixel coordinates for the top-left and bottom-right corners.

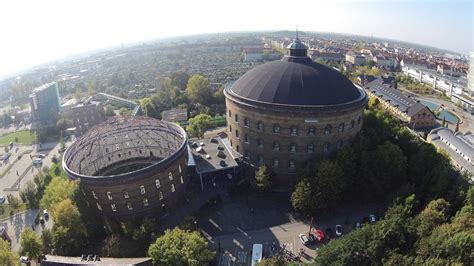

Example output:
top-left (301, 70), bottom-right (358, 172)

top-left (62, 116), bottom-right (188, 217)
top-left (224, 39), bottom-right (368, 187)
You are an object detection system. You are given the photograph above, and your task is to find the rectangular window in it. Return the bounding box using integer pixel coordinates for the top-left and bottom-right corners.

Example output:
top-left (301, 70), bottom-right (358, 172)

top-left (143, 198), bottom-right (149, 206)
top-left (123, 190), bottom-right (129, 199)
top-left (140, 185), bottom-right (146, 194)
top-left (111, 204), bottom-right (117, 212)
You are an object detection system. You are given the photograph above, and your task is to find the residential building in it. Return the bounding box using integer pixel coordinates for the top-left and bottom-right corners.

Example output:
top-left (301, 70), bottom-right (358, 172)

top-left (345, 51), bottom-right (366, 65)
top-left (29, 82), bottom-right (60, 125)
top-left (363, 76), bottom-right (436, 129)
top-left (63, 101), bottom-right (106, 136)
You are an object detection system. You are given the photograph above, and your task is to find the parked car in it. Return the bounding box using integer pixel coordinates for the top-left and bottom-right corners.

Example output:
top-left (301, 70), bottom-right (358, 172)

top-left (43, 209), bottom-right (49, 220)
top-left (0, 195), bottom-right (5, 204)
top-left (58, 147), bottom-right (67, 153)
top-left (369, 214), bottom-right (376, 224)
top-left (38, 154), bottom-right (46, 158)
top-left (33, 159), bottom-right (43, 166)
top-left (335, 225), bottom-right (343, 236)
top-left (298, 233), bottom-right (311, 245)
top-left (39, 217), bottom-right (45, 225)
top-left (20, 256), bottom-right (29, 264)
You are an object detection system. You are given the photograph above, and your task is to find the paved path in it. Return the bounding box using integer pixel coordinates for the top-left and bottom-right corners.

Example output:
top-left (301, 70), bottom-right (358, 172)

top-left (208, 200), bottom-right (384, 265)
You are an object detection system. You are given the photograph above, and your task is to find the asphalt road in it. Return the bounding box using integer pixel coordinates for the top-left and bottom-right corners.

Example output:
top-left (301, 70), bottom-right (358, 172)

top-left (208, 201), bottom-right (384, 265)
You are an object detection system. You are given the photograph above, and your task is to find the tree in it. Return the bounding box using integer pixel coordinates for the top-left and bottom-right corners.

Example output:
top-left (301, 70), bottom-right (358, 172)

top-left (105, 105), bottom-right (115, 117)
top-left (0, 239), bottom-right (18, 265)
top-left (257, 257), bottom-right (287, 266)
top-left (20, 229), bottom-right (43, 260)
top-left (148, 228), bottom-right (215, 266)
top-left (40, 176), bottom-right (78, 210)
top-left (255, 164), bottom-right (272, 190)
top-left (185, 75), bottom-right (212, 105)
top-left (119, 107), bottom-right (131, 116)
top-left (51, 199), bottom-right (86, 255)
top-left (311, 160), bottom-right (346, 210)
top-left (291, 179), bottom-right (315, 215)
top-left (417, 199), bottom-right (450, 238)
top-left (56, 118), bottom-right (73, 132)
top-left (20, 180), bottom-right (38, 208)
top-left (170, 71), bottom-right (190, 90)
top-left (213, 85), bottom-right (225, 104)
top-left (186, 114), bottom-right (212, 138)
top-left (140, 97), bottom-right (159, 118)
top-left (41, 228), bottom-right (53, 254)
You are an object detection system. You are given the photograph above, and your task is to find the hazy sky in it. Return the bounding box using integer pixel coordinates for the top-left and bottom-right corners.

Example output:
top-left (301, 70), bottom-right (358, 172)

top-left (0, 0), bottom-right (472, 78)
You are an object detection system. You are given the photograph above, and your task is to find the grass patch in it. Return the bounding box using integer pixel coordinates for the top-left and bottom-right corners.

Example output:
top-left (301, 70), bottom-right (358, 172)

top-left (0, 130), bottom-right (36, 145)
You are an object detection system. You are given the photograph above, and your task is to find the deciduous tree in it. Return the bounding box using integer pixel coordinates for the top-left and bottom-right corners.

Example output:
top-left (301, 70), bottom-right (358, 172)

top-left (185, 75), bottom-right (212, 105)
top-left (20, 229), bottom-right (43, 260)
top-left (148, 228), bottom-right (215, 266)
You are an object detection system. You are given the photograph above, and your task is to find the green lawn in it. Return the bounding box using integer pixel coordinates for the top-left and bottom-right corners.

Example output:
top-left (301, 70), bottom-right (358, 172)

top-left (0, 130), bottom-right (36, 145)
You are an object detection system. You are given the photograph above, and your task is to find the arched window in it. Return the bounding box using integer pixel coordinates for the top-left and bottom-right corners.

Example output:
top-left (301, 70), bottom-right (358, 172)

top-left (126, 202), bottom-right (133, 210)
top-left (257, 139), bottom-right (264, 148)
top-left (123, 190), bottom-right (129, 198)
top-left (351, 120), bottom-right (355, 128)
top-left (245, 134), bottom-right (250, 144)
top-left (111, 204), bottom-right (117, 212)
top-left (229, 125), bottom-right (232, 132)
top-left (307, 143), bottom-right (314, 153)
top-left (155, 179), bottom-right (161, 189)
top-left (244, 118), bottom-right (250, 127)
top-left (171, 184), bottom-right (176, 193)
top-left (106, 192), bottom-right (113, 200)
top-left (236, 145), bottom-right (240, 152)
top-left (272, 158), bottom-right (280, 168)
top-left (159, 191), bottom-right (164, 200)
top-left (140, 185), bottom-right (146, 194)
top-left (273, 141), bottom-right (280, 151)
top-left (169, 172), bottom-right (173, 181)
top-left (291, 126), bottom-right (299, 136)
top-left (257, 121), bottom-right (264, 131)
top-left (323, 143), bottom-right (330, 153)
top-left (180, 176), bottom-right (184, 184)
top-left (143, 198), bottom-right (149, 206)
top-left (308, 127), bottom-right (316, 136)
top-left (179, 164), bottom-right (182, 173)
top-left (290, 143), bottom-right (297, 153)
top-left (358, 116), bottom-right (362, 125)
top-left (236, 129), bottom-right (239, 138)
top-left (96, 203), bottom-right (102, 211)
top-left (338, 123), bottom-right (345, 132)
top-left (235, 114), bottom-right (239, 123)
top-left (273, 124), bottom-right (281, 133)
top-left (289, 160), bottom-right (296, 170)
top-left (92, 191), bottom-right (98, 199)
top-left (228, 109), bottom-right (231, 117)
top-left (325, 125), bottom-right (332, 135)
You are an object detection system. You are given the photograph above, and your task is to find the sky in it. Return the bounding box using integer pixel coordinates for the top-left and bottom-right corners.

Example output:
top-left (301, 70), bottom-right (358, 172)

top-left (0, 0), bottom-right (472, 79)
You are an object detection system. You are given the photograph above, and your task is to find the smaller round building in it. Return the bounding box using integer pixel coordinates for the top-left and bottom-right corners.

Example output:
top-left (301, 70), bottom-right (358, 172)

top-left (62, 116), bottom-right (188, 217)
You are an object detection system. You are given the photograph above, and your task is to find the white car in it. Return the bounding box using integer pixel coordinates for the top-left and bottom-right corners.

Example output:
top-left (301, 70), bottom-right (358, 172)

top-left (43, 209), bottom-right (49, 220)
top-left (20, 256), bottom-right (29, 264)
top-left (298, 233), bottom-right (310, 245)
top-left (335, 225), bottom-right (343, 236)
top-left (0, 196), bottom-right (5, 204)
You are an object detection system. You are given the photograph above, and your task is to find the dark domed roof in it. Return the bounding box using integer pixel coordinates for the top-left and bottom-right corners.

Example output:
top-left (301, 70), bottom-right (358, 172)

top-left (228, 56), bottom-right (363, 106)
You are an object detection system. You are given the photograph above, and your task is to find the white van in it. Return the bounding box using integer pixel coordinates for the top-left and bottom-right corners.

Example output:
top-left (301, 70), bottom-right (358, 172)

top-left (251, 244), bottom-right (263, 266)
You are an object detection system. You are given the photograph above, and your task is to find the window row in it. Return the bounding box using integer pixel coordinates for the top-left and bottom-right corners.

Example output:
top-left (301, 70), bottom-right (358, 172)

top-left (237, 140), bottom-right (344, 152)
top-left (97, 190), bottom-right (167, 212)
top-left (228, 117), bottom-right (361, 135)
top-left (92, 176), bottom-right (183, 200)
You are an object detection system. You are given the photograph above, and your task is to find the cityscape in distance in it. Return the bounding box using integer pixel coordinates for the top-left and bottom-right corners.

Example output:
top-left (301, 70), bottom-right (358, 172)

top-left (0, 0), bottom-right (472, 265)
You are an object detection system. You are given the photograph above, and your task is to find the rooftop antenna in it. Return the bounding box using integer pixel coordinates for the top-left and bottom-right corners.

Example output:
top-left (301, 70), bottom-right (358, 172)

top-left (296, 26), bottom-right (299, 40)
